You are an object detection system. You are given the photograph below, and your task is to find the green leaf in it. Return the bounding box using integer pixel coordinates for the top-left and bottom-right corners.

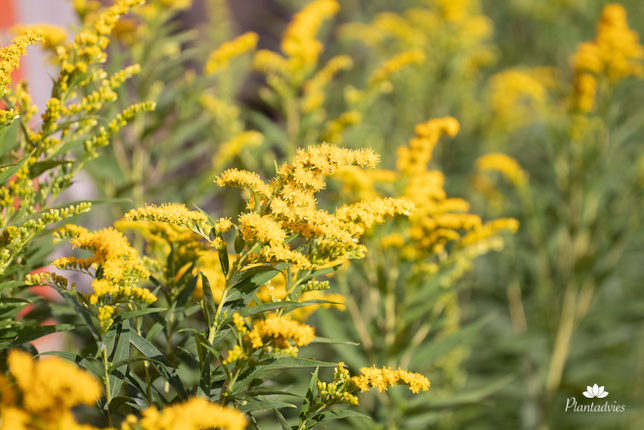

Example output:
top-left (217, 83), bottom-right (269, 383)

top-left (129, 330), bottom-right (187, 400)
top-left (200, 273), bottom-right (217, 328)
top-left (408, 313), bottom-right (496, 369)
top-left (0, 281), bottom-right (27, 293)
top-left (0, 324), bottom-right (75, 349)
top-left (197, 350), bottom-right (210, 399)
top-left (237, 300), bottom-right (341, 318)
top-left (109, 356), bottom-right (165, 370)
top-left (237, 400), bottom-right (297, 413)
top-left (232, 357), bottom-right (336, 394)
top-left (115, 307), bottom-right (167, 323)
top-left (0, 118), bottom-right (19, 154)
top-left (273, 408), bottom-right (292, 430)
top-left (0, 151), bottom-right (34, 186)
top-left (38, 351), bottom-right (103, 379)
top-left (174, 264), bottom-right (198, 309)
top-left (305, 410), bottom-right (371, 429)
top-left (109, 320), bottom-right (131, 400)
top-left (108, 396), bottom-right (137, 415)
top-left (245, 386), bottom-right (305, 399)
top-left (300, 367), bottom-right (319, 422)
top-left (145, 302), bottom-right (176, 341)
top-left (28, 159), bottom-right (75, 179)
top-left (310, 337), bottom-right (359, 346)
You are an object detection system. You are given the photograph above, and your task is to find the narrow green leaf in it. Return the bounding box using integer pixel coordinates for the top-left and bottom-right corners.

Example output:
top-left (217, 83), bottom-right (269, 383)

top-left (201, 273), bottom-right (217, 327)
top-left (28, 159), bottom-right (74, 179)
top-left (300, 367), bottom-right (319, 421)
top-left (274, 408), bottom-right (292, 430)
top-left (109, 321), bottom-right (131, 400)
top-left (174, 265), bottom-right (198, 309)
top-left (305, 410), bottom-right (371, 429)
top-left (38, 351), bottom-right (103, 379)
top-left (237, 300), bottom-right (341, 318)
top-left (116, 307), bottom-right (166, 323)
top-left (310, 337), bottom-right (359, 346)
top-left (0, 119), bottom-right (19, 153)
top-left (129, 330), bottom-right (187, 400)
top-left (0, 324), bottom-right (75, 349)
top-left (197, 350), bottom-right (210, 399)
top-left (0, 151), bottom-right (34, 186)
top-left (146, 302), bottom-right (176, 341)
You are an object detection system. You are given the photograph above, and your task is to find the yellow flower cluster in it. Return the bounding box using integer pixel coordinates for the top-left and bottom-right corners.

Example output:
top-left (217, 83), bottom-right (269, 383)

top-left (0, 29), bottom-right (45, 96)
top-left (368, 49), bottom-right (425, 88)
top-left (255, 275), bottom-right (345, 321)
top-left (52, 225), bottom-right (153, 329)
top-left (321, 111), bottom-right (362, 144)
top-left (218, 145), bottom-right (410, 269)
top-left (475, 153), bottom-right (528, 186)
top-left (317, 362), bottom-right (359, 405)
top-left (571, 4), bottom-right (644, 111)
top-left (124, 203), bottom-right (212, 233)
top-left (397, 117), bottom-right (460, 176)
top-left (205, 31), bottom-right (258, 74)
top-left (1, 350), bottom-right (103, 430)
top-left (340, 0), bottom-right (494, 80)
top-left (302, 55), bottom-right (353, 112)
top-left (11, 24), bottom-right (67, 50)
top-left (248, 314), bottom-right (315, 351)
top-left (122, 397), bottom-right (246, 430)
top-left (487, 67), bottom-right (557, 132)
top-left (212, 130), bottom-right (264, 173)
top-left (281, 0), bottom-right (339, 70)
top-left (350, 365), bottom-right (430, 394)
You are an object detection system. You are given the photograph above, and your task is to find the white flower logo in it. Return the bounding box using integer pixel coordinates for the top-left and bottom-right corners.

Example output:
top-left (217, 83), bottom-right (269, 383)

top-left (583, 384), bottom-right (608, 398)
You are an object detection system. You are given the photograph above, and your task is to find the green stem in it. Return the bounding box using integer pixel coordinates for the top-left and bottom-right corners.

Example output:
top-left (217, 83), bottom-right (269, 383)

top-left (102, 346), bottom-right (113, 427)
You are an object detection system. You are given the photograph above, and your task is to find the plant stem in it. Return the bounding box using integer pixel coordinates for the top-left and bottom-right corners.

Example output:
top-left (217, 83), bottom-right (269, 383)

top-left (102, 346), bottom-right (113, 427)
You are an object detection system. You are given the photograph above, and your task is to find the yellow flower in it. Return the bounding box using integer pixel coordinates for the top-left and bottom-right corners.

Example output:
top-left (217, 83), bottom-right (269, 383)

top-left (205, 31), bottom-right (258, 74)
top-left (367, 49), bottom-right (425, 88)
top-left (123, 397), bottom-right (247, 430)
top-left (124, 203), bottom-right (211, 233)
top-left (397, 117), bottom-right (459, 176)
top-left (248, 315), bottom-right (315, 351)
top-left (11, 24), bottom-right (67, 50)
top-left (239, 213), bottom-right (286, 246)
top-left (0, 29), bottom-right (45, 95)
top-left (281, 0), bottom-right (339, 70)
top-left (350, 365), bottom-right (430, 394)
top-left (216, 168), bottom-right (272, 197)
top-left (475, 153), bottom-right (528, 186)
top-left (5, 350), bottom-right (103, 426)
top-left (212, 131), bottom-right (264, 173)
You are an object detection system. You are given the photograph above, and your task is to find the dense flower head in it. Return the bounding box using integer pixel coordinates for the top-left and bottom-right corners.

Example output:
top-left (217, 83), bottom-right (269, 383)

top-left (122, 397), bottom-right (246, 430)
top-left (0, 29), bottom-right (45, 96)
top-left (476, 153), bottom-right (528, 186)
top-left (11, 24), bottom-right (67, 50)
top-left (571, 4), bottom-right (644, 111)
top-left (248, 315), bottom-right (316, 351)
top-left (368, 49), bottom-right (425, 88)
top-left (205, 31), bottom-right (258, 74)
top-left (52, 225), bottom-right (153, 327)
top-left (350, 365), bottom-right (430, 394)
top-left (281, 0), bottom-right (339, 69)
top-left (397, 117), bottom-right (459, 176)
top-left (2, 350), bottom-right (103, 428)
top-left (124, 203), bottom-right (211, 233)
top-left (216, 168), bottom-right (272, 196)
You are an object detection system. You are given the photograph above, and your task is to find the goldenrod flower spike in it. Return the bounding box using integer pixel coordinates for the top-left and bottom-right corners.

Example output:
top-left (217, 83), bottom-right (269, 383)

top-left (11, 24), bottom-right (67, 50)
top-left (368, 49), bottom-right (425, 88)
top-left (281, 0), bottom-right (339, 70)
top-left (205, 31), bottom-right (259, 74)
top-left (571, 4), bottom-right (644, 111)
top-left (350, 365), bottom-right (430, 394)
top-left (475, 153), bottom-right (528, 186)
top-left (0, 29), bottom-right (45, 97)
top-left (122, 397), bottom-right (247, 430)
top-left (125, 203), bottom-right (211, 233)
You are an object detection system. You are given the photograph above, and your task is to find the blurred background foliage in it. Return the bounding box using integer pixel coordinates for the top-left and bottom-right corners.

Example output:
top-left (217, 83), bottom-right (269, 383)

top-left (2, 0), bottom-right (644, 429)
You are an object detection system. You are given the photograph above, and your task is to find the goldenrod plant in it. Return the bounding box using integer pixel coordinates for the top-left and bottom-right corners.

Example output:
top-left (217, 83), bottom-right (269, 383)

top-left (3, 0), bottom-right (644, 429)
top-left (469, 3), bottom-right (644, 429)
